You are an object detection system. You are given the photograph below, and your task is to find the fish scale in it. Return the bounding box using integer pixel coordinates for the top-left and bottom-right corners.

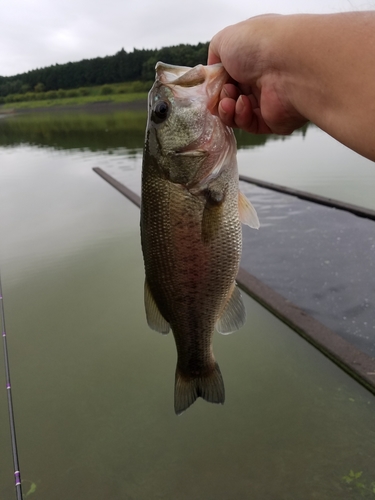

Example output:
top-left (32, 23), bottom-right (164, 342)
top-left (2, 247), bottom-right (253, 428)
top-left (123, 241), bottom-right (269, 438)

top-left (141, 62), bottom-right (259, 414)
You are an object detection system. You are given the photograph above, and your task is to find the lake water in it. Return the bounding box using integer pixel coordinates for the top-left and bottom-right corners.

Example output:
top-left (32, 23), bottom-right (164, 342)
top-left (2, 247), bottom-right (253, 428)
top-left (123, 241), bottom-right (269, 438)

top-left (0, 110), bottom-right (375, 499)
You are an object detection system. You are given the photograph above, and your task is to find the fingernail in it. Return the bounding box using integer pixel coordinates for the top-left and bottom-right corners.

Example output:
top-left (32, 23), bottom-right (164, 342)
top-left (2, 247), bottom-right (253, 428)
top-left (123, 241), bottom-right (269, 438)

top-left (221, 87), bottom-right (229, 99)
top-left (219, 102), bottom-right (227, 117)
top-left (236, 95), bottom-right (246, 114)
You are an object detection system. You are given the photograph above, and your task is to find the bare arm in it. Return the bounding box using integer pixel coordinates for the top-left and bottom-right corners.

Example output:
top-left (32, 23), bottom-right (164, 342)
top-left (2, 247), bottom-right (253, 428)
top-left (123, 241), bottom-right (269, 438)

top-left (208, 12), bottom-right (375, 161)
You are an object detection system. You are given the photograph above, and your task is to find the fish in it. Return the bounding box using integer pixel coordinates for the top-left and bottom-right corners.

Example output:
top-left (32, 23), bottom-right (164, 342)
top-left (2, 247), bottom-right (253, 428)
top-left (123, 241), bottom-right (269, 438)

top-left (140, 61), bottom-right (259, 415)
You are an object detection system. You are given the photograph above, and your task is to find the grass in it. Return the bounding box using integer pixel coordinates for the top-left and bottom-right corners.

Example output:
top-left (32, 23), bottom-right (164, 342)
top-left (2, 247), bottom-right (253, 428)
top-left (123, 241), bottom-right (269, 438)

top-left (0, 81), bottom-right (150, 111)
top-left (0, 92), bottom-right (148, 110)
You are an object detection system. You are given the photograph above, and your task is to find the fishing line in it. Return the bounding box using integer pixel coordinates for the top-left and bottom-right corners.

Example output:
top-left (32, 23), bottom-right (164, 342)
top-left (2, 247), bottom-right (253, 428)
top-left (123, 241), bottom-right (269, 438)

top-left (0, 274), bottom-right (23, 500)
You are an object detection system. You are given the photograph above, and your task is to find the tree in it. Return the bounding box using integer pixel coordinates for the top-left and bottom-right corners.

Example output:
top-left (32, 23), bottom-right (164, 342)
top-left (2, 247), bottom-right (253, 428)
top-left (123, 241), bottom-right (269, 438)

top-left (34, 82), bottom-right (45, 93)
top-left (0, 42), bottom-right (209, 96)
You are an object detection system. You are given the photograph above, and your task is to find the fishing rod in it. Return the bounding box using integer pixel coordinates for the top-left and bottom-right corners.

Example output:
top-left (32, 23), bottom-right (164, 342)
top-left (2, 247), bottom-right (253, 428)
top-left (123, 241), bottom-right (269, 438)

top-left (0, 274), bottom-right (23, 500)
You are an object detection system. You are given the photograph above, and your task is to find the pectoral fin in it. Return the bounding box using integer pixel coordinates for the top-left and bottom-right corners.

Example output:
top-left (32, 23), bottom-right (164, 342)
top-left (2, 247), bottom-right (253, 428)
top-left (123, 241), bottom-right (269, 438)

top-left (238, 190), bottom-right (260, 229)
top-left (216, 283), bottom-right (246, 334)
top-left (201, 187), bottom-right (225, 244)
top-left (144, 280), bottom-right (170, 334)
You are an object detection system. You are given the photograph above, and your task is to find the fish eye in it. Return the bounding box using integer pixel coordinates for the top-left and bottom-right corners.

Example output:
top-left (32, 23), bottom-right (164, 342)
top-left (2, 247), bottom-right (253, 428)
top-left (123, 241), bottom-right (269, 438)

top-left (152, 100), bottom-right (169, 124)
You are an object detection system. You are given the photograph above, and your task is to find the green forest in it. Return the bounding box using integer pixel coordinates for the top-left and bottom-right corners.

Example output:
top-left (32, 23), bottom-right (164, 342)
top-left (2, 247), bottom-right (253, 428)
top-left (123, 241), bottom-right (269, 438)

top-left (0, 42), bottom-right (209, 99)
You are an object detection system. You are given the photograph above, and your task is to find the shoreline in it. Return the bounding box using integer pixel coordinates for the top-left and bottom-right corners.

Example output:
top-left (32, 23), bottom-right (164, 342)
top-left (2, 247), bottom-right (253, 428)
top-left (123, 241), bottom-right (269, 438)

top-left (0, 98), bottom-right (147, 116)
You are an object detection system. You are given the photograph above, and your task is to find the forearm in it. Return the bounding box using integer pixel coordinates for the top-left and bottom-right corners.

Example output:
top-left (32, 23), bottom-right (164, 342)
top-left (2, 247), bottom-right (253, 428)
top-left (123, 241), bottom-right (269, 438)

top-left (273, 12), bottom-right (375, 160)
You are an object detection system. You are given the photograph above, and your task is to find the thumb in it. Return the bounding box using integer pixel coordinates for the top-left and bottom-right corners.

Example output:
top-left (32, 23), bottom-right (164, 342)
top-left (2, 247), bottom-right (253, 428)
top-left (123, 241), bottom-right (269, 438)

top-left (207, 32), bottom-right (223, 65)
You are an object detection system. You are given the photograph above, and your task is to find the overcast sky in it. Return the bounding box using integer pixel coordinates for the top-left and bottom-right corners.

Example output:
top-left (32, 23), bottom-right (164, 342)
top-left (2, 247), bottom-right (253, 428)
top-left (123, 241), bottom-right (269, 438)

top-left (1, 0), bottom-right (373, 77)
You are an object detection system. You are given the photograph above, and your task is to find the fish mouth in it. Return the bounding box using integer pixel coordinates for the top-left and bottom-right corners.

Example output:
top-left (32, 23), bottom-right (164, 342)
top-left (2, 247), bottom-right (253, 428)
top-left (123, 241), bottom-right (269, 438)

top-left (157, 62), bottom-right (207, 87)
top-left (154, 61), bottom-right (229, 112)
top-left (156, 61), bottom-right (225, 85)
top-left (155, 62), bottom-right (195, 82)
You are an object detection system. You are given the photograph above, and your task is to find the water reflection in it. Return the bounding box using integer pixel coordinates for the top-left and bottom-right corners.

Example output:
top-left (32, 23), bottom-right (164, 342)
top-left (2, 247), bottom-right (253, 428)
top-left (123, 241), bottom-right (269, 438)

top-left (0, 111), bottom-right (147, 151)
top-left (235, 124), bottom-right (308, 149)
top-left (0, 109), bottom-right (308, 152)
top-left (2, 109), bottom-right (375, 212)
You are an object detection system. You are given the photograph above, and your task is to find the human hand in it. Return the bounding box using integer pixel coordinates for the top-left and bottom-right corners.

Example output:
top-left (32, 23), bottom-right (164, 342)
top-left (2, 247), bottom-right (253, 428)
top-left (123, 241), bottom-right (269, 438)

top-left (208, 15), bottom-right (308, 135)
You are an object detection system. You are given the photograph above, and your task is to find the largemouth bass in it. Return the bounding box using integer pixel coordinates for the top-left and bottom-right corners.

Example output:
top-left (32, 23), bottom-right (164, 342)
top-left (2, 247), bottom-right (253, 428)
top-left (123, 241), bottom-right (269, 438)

top-left (141, 62), bottom-right (259, 414)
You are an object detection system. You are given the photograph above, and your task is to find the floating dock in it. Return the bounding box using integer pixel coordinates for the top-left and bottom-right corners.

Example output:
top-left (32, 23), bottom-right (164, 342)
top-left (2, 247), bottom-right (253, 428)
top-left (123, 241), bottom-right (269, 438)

top-left (94, 167), bottom-right (375, 395)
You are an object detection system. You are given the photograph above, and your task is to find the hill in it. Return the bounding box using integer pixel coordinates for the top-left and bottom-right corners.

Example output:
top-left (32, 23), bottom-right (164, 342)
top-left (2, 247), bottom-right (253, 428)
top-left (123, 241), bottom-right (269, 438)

top-left (0, 42), bottom-right (209, 98)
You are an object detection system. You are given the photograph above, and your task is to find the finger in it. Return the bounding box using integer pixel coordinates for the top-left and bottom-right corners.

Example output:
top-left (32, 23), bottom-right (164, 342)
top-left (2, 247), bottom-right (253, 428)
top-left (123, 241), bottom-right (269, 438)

top-left (233, 95), bottom-right (254, 131)
top-left (234, 95), bottom-right (273, 134)
top-left (210, 86), bottom-right (238, 116)
top-left (217, 97), bottom-right (237, 128)
top-left (207, 52), bottom-right (221, 65)
top-left (207, 36), bottom-right (221, 65)
top-left (210, 85), bottom-right (238, 116)
top-left (248, 93), bottom-right (259, 110)
top-left (238, 83), bottom-right (253, 96)
top-left (220, 83), bottom-right (241, 101)
top-left (251, 108), bottom-right (274, 134)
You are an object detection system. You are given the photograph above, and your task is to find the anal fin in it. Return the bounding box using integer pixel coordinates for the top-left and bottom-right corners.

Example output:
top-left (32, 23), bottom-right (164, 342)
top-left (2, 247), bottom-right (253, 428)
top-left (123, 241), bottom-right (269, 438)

top-left (216, 283), bottom-right (246, 334)
top-left (144, 280), bottom-right (170, 334)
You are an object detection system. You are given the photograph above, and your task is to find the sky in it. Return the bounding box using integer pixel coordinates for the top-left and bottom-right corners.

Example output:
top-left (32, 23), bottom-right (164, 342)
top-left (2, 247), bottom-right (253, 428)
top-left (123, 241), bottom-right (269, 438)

top-left (1, 0), bottom-right (374, 77)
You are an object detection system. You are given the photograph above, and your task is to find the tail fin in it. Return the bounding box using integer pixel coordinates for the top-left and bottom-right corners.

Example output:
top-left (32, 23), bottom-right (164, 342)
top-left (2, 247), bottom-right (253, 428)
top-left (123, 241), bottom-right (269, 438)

top-left (174, 363), bottom-right (225, 415)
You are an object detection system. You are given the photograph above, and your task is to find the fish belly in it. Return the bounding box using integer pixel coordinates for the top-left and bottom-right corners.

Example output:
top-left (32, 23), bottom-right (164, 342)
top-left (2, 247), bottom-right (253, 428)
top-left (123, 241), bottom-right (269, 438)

top-left (141, 170), bottom-right (242, 413)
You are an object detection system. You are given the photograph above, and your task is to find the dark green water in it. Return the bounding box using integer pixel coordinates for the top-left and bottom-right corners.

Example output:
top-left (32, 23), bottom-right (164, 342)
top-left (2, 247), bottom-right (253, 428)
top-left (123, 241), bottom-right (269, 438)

top-left (0, 111), bottom-right (375, 499)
